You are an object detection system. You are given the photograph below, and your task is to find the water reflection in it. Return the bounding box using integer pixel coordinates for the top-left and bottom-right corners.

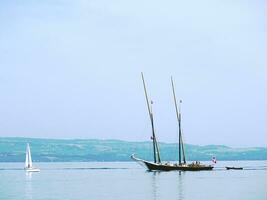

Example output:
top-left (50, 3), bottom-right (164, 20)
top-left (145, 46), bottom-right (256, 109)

top-left (150, 171), bottom-right (185, 200)
top-left (25, 172), bottom-right (33, 200)
top-left (177, 171), bottom-right (185, 200)
top-left (151, 172), bottom-right (159, 200)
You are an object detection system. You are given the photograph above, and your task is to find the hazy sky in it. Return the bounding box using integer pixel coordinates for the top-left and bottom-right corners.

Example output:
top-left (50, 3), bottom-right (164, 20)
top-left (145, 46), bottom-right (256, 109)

top-left (0, 0), bottom-right (267, 146)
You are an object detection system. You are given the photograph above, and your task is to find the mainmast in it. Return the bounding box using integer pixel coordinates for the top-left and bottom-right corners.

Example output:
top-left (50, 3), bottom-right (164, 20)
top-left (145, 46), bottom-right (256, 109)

top-left (181, 129), bottom-right (186, 164)
top-left (141, 72), bottom-right (161, 163)
top-left (171, 77), bottom-right (186, 165)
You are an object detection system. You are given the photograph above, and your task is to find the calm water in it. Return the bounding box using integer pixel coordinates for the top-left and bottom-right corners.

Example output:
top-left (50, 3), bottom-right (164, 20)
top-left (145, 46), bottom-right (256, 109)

top-left (0, 161), bottom-right (267, 200)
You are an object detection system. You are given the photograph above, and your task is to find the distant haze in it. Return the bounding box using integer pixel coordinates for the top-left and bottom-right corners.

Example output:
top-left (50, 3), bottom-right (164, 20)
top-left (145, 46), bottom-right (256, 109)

top-left (0, 0), bottom-right (267, 146)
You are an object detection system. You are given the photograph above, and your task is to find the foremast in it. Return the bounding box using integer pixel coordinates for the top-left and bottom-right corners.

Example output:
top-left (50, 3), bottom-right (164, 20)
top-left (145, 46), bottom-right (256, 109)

top-left (141, 72), bottom-right (161, 164)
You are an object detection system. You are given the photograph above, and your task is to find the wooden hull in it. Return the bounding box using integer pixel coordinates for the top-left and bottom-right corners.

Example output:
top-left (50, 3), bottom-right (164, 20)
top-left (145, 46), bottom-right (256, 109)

top-left (131, 155), bottom-right (213, 171)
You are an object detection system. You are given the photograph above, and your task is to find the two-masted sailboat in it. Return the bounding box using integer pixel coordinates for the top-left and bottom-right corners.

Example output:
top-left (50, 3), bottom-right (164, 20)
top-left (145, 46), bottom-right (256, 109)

top-left (25, 143), bottom-right (40, 172)
top-left (131, 73), bottom-right (213, 171)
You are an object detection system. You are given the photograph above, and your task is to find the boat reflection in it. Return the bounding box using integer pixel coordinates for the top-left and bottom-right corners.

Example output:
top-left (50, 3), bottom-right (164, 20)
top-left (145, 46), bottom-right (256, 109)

top-left (177, 171), bottom-right (185, 200)
top-left (150, 171), bottom-right (185, 200)
top-left (25, 172), bottom-right (33, 200)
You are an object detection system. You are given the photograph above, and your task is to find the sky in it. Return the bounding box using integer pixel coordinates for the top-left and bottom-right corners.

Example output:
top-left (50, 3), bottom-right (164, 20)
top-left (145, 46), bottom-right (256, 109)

top-left (0, 0), bottom-right (267, 147)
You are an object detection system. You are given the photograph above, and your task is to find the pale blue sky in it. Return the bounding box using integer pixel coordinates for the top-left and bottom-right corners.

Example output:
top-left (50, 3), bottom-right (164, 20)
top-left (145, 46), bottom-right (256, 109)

top-left (0, 0), bottom-right (267, 146)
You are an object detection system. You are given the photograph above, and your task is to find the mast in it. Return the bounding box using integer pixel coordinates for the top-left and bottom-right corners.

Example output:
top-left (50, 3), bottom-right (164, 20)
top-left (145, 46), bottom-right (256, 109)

top-left (149, 101), bottom-right (161, 163)
top-left (181, 129), bottom-right (186, 164)
top-left (150, 102), bottom-right (161, 163)
top-left (141, 72), bottom-right (161, 163)
top-left (171, 77), bottom-right (186, 165)
top-left (178, 101), bottom-right (186, 164)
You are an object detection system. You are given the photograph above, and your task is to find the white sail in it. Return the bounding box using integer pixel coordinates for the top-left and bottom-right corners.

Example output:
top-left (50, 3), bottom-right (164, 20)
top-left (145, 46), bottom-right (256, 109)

top-left (25, 144), bottom-right (29, 168)
top-left (28, 144), bottom-right (33, 168)
top-left (25, 143), bottom-right (33, 168)
top-left (24, 143), bottom-right (40, 172)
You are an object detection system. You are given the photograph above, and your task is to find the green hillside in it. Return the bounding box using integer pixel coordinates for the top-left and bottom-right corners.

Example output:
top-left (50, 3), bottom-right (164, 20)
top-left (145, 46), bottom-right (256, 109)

top-left (0, 137), bottom-right (267, 162)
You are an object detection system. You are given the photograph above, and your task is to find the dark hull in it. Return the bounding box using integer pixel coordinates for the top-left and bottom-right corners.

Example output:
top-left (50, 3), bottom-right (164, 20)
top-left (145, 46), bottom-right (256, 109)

top-left (131, 155), bottom-right (213, 171)
top-left (226, 167), bottom-right (243, 170)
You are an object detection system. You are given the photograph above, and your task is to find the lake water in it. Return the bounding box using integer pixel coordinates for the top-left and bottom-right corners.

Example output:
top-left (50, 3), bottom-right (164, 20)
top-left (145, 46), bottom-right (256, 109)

top-left (0, 161), bottom-right (267, 200)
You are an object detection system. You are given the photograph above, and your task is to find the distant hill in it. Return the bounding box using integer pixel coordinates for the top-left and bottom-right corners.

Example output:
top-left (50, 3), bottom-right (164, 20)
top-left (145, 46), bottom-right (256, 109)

top-left (0, 137), bottom-right (267, 162)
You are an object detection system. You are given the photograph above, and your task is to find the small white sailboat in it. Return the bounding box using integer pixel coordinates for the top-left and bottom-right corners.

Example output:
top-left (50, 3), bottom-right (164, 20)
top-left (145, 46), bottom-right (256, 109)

top-left (25, 143), bottom-right (40, 172)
